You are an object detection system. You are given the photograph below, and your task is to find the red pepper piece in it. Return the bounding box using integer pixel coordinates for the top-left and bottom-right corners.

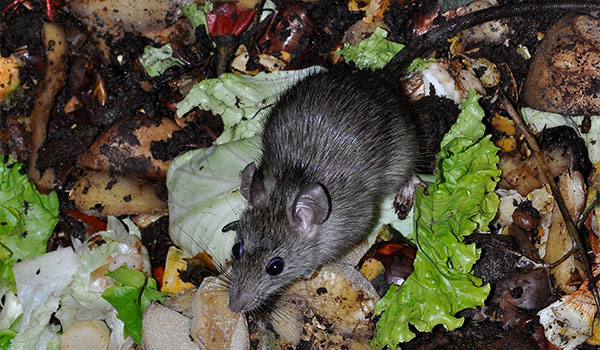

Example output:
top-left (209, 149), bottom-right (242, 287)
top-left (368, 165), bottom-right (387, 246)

top-left (152, 265), bottom-right (165, 288)
top-left (205, 2), bottom-right (255, 37)
top-left (64, 209), bottom-right (107, 235)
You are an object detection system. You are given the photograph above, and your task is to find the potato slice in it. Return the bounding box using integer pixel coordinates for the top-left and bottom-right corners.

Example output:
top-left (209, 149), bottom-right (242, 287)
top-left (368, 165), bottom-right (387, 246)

top-left (71, 170), bottom-right (167, 217)
top-left (68, 0), bottom-right (191, 37)
top-left (142, 302), bottom-right (200, 350)
top-left (60, 320), bottom-right (110, 350)
top-left (190, 276), bottom-right (249, 350)
top-left (79, 116), bottom-right (180, 180)
top-left (524, 14), bottom-right (600, 115)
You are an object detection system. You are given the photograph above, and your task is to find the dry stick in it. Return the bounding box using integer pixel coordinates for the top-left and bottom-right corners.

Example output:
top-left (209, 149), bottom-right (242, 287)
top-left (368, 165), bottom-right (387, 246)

top-left (501, 97), bottom-right (600, 317)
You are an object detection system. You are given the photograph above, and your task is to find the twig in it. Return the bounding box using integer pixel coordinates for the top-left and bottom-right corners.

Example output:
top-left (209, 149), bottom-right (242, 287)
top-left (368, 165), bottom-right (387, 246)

top-left (501, 96), bottom-right (600, 318)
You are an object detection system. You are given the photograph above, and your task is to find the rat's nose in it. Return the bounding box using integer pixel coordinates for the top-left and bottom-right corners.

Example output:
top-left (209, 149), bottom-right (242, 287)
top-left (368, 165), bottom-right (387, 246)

top-left (228, 290), bottom-right (254, 313)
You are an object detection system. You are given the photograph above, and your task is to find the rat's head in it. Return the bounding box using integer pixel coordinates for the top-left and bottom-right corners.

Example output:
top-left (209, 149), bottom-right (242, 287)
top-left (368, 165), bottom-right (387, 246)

top-left (227, 162), bottom-right (331, 313)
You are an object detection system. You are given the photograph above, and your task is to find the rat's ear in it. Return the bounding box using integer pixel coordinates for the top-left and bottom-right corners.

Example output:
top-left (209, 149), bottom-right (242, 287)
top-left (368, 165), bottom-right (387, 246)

top-left (289, 183), bottom-right (331, 235)
top-left (240, 162), bottom-right (267, 207)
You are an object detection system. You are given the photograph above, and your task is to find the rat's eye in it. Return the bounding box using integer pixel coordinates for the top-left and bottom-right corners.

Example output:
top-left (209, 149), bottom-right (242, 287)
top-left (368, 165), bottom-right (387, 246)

top-left (232, 241), bottom-right (243, 259)
top-left (266, 257), bottom-right (284, 275)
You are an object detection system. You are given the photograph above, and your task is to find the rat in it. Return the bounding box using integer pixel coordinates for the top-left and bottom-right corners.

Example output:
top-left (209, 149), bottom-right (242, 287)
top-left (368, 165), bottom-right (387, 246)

top-left (226, 1), bottom-right (600, 314)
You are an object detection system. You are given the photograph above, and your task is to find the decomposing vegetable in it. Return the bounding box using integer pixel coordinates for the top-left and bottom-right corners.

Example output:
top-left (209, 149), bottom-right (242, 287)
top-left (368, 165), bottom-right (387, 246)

top-left (457, 0), bottom-right (512, 45)
top-left (252, 2), bottom-right (315, 70)
top-left (538, 234), bottom-right (600, 350)
top-left (0, 54), bottom-right (22, 107)
top-left (160, 246), bottom-right (194, 294)
top-left (70, 170), bottom-right (167, 217)
top-left (27, 22), bottom-right (67, 193)
top-left (78, 115), bottom-right (181, 180)
top-left (67, 0), bottom-right (194, 38)
top-left (206, 2), bottom-right (255, 75)
top-left (523, 13), bottom-right (600, 116)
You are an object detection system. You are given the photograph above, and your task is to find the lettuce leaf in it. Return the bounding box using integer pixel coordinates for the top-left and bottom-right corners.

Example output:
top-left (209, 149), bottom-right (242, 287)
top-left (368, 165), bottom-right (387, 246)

top-left (139, 44), bottom-right (185, 78)
top-left (167, 136), bottom-right (260, 266)
top-left (10, 248), bottom-right (80, 350)
top-left (101, 267), bottom-right (166, 345)
top-left (183, 2), bottom-right (213, 32)
top-left (339, 27), bottom-right (434, 71)
top-left (0, 155), bottom-right (59, 294)
top-left (371, 90), bottom-right (500, 348)
top-left (0, 291), bottom-right (22, 350)
top-left (176, 67), bottom-right (324, 144)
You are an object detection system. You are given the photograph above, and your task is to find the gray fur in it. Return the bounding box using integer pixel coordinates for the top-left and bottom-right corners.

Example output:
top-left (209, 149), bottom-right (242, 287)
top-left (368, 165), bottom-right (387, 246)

top-left (228, 67), bottom-right (417, 313)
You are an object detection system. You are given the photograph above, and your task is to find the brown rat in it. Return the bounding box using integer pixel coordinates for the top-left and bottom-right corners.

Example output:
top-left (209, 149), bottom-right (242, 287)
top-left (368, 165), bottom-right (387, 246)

top-left (226, 1), bottom-right (600, 313)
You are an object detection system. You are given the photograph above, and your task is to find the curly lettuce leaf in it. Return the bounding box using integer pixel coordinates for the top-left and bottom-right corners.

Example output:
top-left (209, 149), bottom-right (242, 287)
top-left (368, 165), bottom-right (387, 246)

top-left (372, 90), bottom-right (500, 348)
top-left (102, 267), bottom-right (166, 345)
top-left (177, 67), bottom-right (324, 144)
top-left (0, 155), bottom-right (59, 293)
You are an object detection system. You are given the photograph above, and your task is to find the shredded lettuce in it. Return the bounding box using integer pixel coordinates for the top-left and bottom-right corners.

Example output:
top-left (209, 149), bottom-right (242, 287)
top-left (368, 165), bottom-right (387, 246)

top-left (101, 267), bottom-right (166, 345)
top-left (0, 292), bottom-right (22, 350)
top-left (0, 155), bottom-right (59, 294)
top-left (139, 44), bottom-right (185, 78)
top-left (10, 248), bottom-right (80, 350)
top-left (57, 217), bottom-right (152, 347)
top-left (176, 67), bottom-right (324, 144)
top-left (371, 90), bottom-right (500, 348)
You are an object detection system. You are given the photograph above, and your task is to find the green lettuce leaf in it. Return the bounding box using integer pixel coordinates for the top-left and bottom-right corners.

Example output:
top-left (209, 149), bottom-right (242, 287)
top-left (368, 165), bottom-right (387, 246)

top-left (102, 266), bottom-right (166, 345)
top-left (139, 44), bottom-right (185, 78)
top-left (176, 67), bottom-right (324, 144)
top-left (339, 27), bottom-right (404, 70)
top-left (371, 90), bottom-right (500, 348)
top-left (0, 155), bottom-right (59, 294)
top-left (183, 2), bottom-right (213, 33)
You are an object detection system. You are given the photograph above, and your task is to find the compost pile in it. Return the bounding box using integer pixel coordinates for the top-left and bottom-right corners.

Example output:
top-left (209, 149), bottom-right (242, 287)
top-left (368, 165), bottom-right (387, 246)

top-left (1, 0), bottom-right (600, 349)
